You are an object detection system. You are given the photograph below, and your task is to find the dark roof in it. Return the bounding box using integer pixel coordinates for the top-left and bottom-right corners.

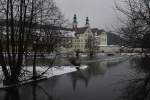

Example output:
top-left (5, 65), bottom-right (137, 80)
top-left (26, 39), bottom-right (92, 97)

top-left (73, 27), bottom-right (88, 34)
top-left (97, 29), bottom-right (105, 35)
top-left (91, 28), bottom-right (98, 33)
top-left (91, 28), bottom-right (105, 34)
top-left (73, 27), bottom-right (105, 35)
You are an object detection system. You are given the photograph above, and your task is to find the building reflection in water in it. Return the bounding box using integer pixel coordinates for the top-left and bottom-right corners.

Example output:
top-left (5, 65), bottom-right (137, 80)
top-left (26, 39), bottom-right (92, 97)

top-left (0, 58), bottom-right (127, 100)
top-left (69, 59), bottom-right (126, 91)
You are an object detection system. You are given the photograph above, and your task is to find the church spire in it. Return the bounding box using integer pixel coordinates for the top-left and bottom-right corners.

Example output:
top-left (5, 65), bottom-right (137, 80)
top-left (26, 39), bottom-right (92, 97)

top-left (85, 17), bottom-right (90, 28)
top-left (73, 14), bottom-right (78, 29)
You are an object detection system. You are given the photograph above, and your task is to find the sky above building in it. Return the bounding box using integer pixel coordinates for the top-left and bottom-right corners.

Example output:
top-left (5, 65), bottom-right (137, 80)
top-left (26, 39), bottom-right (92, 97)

top-left (55, 0), bottom-right (123, 31)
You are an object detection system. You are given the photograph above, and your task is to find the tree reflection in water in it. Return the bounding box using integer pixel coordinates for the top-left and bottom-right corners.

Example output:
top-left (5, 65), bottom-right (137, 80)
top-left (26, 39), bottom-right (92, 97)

top-left (2, 82), bottom-right (64, 100)
top-left (4, 88), bottom-right (20, 100)
top-left (0, 58), bottom-right (127, 100)
top-left (120, 56), bottom-right (150, 100)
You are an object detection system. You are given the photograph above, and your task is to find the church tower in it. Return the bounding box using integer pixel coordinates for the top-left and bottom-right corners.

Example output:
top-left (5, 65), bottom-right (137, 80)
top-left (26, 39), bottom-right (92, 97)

top-left (73, 14), bottom-right (78, 29)
top-left (85, 17), bottom-right (90, 28)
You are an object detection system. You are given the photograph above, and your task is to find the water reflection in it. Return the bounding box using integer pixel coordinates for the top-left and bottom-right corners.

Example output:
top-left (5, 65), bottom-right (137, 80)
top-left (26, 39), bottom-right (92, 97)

top-left (0, 58), bottom-right (128, 100)
top-left (70, 70), bottom-right (89, 90)
top-left (86, 59), bottom-right (126, 77)
top-left (4, 88), bottom-right (20, 100)
top-left (69, 59), bottom-right (127, 91)
top-left (120, 56), bottom-right (150, 100)
top-left (0, 81), bottom-right (65, 100)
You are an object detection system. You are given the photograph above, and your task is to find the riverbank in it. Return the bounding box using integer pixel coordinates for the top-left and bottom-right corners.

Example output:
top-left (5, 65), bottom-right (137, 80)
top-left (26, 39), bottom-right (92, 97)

top-left (0, 54), bottom-right (130, 89)
top-left (0, 55), bottom-right (135, 100)
top-left (0, 65), bottom-right (87, 89)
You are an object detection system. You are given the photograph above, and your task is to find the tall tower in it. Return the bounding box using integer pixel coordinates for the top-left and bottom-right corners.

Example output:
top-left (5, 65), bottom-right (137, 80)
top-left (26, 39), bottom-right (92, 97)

top-left (73, 14), bottom-right (78, 29)
top-left (85, 17), bottom-right (90, 28)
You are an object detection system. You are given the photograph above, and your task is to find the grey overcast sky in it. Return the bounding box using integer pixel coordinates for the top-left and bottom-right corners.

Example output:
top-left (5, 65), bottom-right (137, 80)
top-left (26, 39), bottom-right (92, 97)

top-left (55, 0), bottom-right (122, 30)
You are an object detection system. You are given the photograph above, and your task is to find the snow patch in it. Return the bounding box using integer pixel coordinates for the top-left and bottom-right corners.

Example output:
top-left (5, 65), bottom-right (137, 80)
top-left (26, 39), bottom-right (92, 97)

top-left (0, 65), bottom-right (88, 88)
top-left (24, 65), bottom-right (88, 78)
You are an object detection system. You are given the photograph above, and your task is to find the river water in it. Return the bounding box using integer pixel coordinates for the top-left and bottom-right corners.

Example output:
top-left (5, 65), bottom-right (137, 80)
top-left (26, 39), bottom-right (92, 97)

top-left (0, 56), bottom-right (148, 100)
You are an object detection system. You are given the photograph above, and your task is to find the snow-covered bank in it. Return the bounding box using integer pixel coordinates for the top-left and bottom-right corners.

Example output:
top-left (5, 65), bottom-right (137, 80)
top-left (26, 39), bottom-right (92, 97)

top-left (0, 65), bottom-right (88, 89)
top-left (23, 65), bottom-right (88, 78)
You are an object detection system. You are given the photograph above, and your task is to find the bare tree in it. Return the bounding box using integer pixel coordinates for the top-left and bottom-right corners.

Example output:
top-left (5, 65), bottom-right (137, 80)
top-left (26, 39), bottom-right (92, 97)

top-left (116, 0), bottom-right (150, 53)
top-left (0, 0), bottom-right (65, 85)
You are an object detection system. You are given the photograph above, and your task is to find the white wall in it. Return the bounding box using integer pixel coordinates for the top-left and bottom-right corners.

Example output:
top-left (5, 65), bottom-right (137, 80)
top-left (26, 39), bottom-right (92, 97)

top-left (98, 45), bottom-right (121, 53)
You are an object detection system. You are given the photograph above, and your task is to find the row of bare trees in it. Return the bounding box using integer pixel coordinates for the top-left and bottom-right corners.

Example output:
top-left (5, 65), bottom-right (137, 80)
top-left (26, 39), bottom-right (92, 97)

top-left (116, 0), bottom-right (150, 53)
top-left (0, 0), bottom-right (66, 85)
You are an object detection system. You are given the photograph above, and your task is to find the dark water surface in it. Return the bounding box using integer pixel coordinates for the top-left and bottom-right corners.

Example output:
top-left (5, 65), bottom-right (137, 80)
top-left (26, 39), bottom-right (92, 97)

top-left (0, 57), bottom-right (145, 100)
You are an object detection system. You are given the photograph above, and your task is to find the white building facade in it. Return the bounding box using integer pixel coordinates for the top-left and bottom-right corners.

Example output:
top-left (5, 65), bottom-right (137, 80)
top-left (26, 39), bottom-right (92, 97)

top-left (60, 14), bottom-right (121, 53)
